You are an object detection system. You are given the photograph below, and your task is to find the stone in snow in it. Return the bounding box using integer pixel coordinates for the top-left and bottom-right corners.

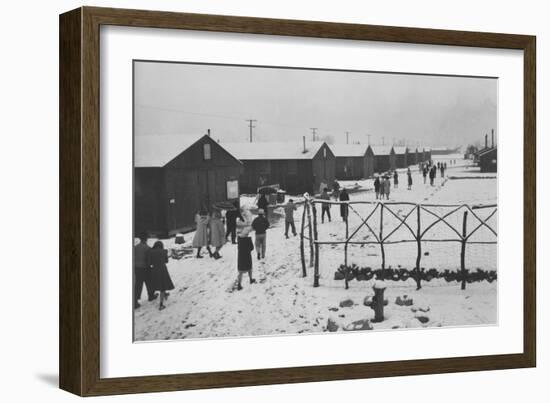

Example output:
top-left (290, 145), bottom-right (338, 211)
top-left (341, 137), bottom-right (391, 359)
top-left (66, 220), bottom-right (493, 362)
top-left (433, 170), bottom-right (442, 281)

top-left (327, 317), bottom-right (339, 332)
top-left (395, 295), bottom-right (414, 306)
top-left (343, 319), bottom-right (373, 331)
top-left (415, 314), bottom-right (430, 324)
top-left (339, 298), bottom-right (354, 308)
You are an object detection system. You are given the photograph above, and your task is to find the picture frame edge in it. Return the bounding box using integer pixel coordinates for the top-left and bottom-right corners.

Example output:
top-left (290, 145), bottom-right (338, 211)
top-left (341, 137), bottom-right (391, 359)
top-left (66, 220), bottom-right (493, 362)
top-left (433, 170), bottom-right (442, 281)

top-left (58, 6), bottom-right (537, 397)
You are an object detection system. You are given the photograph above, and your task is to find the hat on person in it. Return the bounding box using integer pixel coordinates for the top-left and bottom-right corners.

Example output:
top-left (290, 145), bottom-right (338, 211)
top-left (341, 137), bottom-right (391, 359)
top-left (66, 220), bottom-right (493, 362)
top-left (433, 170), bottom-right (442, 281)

top-left (258, 209), bottom-right (265, 215)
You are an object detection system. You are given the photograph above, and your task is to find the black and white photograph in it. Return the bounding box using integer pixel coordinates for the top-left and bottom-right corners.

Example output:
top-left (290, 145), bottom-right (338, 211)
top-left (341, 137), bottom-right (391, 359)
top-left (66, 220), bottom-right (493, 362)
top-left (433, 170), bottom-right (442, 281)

top-left (132, 61), bottom-right (498, 341)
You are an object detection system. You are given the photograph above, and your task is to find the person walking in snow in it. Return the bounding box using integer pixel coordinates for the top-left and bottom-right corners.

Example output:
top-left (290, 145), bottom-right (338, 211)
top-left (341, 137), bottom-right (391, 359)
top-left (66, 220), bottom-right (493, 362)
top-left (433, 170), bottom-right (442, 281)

top-left (193, 210), bottom-right (213, 258)
top-left (149, 241), bottom-right (174, 311)
top-left (283, 199), bottom-right (297, 238)
top-left (339, 188), bottom-right (350, 222)
top-left (393, 171), bottom-right (399, 189)
top-left (209, 210), bottom-right (226, 259)
top-left (133, 233), bottom-right (157, 309)
top-left (225, 201), bottom-right (244, 244)
top-left (407, 168), bottom-right (413, 190)
top-left (429, 165), bottom-right (436, 186)
top-left (252, 209), bottom-right (270, 260)
top-left (236, 227), bottom-right (256, 290)
top-left (422, 166), bottom-right (428, 184)
top-left (319, 187), bottom-right (332, 223)
top-left (374, 175), bottom-right (381, 199)
top-left (383, 176), bottom-right (391, 200)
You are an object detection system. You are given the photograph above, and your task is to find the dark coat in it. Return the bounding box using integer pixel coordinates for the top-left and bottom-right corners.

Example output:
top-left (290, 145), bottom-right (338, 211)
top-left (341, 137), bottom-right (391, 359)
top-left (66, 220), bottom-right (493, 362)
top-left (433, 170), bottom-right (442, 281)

top-left (407, 173), bottom-right (413, 186)
top-left (339, 190), bottom-right (350, 218)
top-left (393, 172), bottom-right (398, 184)
top-left (257, 195), bottom-right (269, 212)
top-left (252, 216), bottom-right (270, 234)
top-left (237, 236), bottom-right (254, 272)
top-left (226, 209), bottom-right (244, 227)
top-left (374, 178), bottom-right (380, 192)
top-left (148, 248), bottom-right (174, 292)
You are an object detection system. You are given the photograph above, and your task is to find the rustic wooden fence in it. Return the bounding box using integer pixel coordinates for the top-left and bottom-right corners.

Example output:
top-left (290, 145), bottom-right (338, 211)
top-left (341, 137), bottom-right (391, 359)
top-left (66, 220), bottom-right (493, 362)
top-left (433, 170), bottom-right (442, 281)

top-left (299, 196), bottom-right (497, 290)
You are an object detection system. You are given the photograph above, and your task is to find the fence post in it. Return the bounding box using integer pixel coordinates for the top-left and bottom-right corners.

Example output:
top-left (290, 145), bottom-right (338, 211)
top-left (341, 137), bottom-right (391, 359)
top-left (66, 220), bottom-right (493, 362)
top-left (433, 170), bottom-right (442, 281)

top-left (300, 201), bottom-right (307, 277)
top-left (460, 210), bottom-right (468, 290)
top-left (306, 203), bottom-right (314, 267)
top-left (415, 204), bottom-right (422, 290)
top-left (379, 203), bottom-right (385, 274)
top-left (312, 202), bottom-right (320, 288)
top-left (344, 204), bottom-right (350, 290)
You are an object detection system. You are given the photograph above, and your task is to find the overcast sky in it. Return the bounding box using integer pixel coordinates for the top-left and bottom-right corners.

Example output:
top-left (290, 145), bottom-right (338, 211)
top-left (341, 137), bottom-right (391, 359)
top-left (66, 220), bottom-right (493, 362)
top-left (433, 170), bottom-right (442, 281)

top-left (134, 61), bottom-right (497, 148)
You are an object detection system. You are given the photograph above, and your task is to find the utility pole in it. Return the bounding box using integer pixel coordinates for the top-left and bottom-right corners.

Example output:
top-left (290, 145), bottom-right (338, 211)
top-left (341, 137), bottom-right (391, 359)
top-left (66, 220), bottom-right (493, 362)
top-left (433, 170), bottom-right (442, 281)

top-left (246, 119), bottom-right (257, 142)
top-left (345, 131), bottom-right (350, 144)
top-left (382, 136), bottom-right (385, 145)
top-left (310, 127), bottom-right (318, 141)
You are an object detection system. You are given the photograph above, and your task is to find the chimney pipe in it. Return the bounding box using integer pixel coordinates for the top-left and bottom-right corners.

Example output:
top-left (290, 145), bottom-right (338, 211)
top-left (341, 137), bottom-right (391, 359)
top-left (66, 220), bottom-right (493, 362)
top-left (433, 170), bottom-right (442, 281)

top-left (491, 129), bottom-right (494, 148)
top-left (303, 136), bottom-right (306, 153)
top-left (485, 134), bottom-right (488, 149)
top-left (207, 128), bottom-right (211, 137)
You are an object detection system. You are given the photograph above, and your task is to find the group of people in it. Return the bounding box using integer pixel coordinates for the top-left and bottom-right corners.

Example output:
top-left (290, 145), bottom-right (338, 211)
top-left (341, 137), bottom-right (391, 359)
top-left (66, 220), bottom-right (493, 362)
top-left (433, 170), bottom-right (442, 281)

top-left (134, 234), bottom-right (174, 310)
top-left (373, 174), bottom-right (393, 200)
top-left (318, 186), bottom-right (350, 223)
top-left (421, 160), bottom-right (448, 186)
top-left (192, 209), bottom-right (230, 259)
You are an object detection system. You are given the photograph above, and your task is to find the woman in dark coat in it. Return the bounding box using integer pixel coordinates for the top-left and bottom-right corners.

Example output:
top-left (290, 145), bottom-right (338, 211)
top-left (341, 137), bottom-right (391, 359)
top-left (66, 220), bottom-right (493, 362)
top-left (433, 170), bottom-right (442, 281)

top-left (149, 241), bottom-right (174, 310)
top-left (339, 188), bottom-right (350, 222)
top-left (236, 227), bottom-right (256, 290)
top-left (393, 171), bottom-right (399, 188)
top-left (407, 168), bottom-right (413, 190)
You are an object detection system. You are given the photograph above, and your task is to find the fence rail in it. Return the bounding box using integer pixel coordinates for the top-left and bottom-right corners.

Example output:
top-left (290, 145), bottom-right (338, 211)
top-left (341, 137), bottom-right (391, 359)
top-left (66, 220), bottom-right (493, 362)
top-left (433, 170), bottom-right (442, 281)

top-left (299, 196), bottom-right (497, 290)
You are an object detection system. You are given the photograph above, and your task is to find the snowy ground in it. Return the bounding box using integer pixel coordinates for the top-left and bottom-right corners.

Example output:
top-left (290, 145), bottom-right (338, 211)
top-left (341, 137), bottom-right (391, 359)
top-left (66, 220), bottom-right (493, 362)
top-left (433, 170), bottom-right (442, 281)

top-left (134, 158), bottom-right (497, 341)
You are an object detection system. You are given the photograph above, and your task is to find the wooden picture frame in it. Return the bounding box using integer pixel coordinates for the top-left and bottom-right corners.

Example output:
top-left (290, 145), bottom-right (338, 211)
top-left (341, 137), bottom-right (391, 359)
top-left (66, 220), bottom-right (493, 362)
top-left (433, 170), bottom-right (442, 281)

top-left (59, 6), bottom-right (536, 396)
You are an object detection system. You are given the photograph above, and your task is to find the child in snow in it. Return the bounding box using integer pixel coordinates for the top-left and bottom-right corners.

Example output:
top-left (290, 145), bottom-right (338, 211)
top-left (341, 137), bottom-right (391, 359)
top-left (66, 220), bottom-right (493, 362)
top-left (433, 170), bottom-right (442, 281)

top-left (148, 241), bottom-right (174, 311)
top-left (319, 188), bottom-right (332, 223)
top-left (236, 227), bottom-right (256, 290)
top-left (252, 209), bottom-right (270, 260)
top-left (283, 199), bottom-right (297, 238)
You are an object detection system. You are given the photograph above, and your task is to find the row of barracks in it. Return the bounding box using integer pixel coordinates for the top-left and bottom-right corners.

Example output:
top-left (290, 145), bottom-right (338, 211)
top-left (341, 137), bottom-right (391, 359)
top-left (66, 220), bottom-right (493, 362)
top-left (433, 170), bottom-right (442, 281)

top-left (134, 134), bottom-right (433, 235)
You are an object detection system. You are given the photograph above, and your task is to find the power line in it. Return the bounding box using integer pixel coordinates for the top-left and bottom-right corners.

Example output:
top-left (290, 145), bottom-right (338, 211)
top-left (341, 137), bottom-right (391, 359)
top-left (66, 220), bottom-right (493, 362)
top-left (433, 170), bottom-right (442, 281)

top-left (310, 127), bottom-right (318, 141)
top-left (246, 119), bottom-right (257, 142)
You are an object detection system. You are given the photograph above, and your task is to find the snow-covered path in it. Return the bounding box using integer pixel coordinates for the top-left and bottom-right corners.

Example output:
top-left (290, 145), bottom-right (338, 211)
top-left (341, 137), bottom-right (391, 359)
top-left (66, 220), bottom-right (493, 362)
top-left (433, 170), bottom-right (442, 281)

top-left (134, 160), bottom-right (497, 341)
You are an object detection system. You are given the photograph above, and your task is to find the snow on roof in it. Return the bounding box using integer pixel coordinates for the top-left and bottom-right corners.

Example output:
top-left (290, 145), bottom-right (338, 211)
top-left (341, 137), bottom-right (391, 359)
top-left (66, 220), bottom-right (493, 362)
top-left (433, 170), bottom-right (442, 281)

top-left (135, 135), bottom-right (202, 167)
top-left (478, 147), bottom-right (497, 156)
top-left (370, 145), bottom-right (394, 156)
top-left (222, 141), bottom-right (326, 160)
top-left (134, 134), bottom-right (241, 167)
top-left (393, 146), bottom-right (408, 154)
top-left (330, 143), bottom-right (369, 157)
